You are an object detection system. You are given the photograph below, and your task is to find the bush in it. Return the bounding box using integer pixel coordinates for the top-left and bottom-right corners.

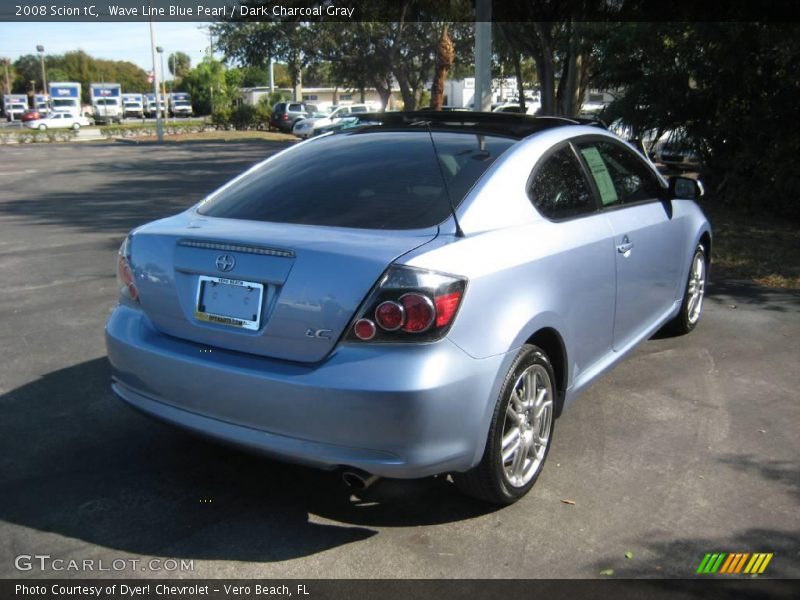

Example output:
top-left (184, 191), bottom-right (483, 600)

top-left (211, 107), bottom-right (232, 130)
top-left (230, 104), bottom-right (258, 130)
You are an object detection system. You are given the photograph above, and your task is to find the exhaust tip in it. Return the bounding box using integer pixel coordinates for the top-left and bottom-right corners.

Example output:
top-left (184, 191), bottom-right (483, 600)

top-left (342, 469), bottom-right (380, 492)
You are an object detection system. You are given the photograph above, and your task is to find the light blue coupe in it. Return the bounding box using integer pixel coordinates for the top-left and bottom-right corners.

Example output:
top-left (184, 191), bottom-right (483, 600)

top-left (106, 112), bottom-right (710, 504)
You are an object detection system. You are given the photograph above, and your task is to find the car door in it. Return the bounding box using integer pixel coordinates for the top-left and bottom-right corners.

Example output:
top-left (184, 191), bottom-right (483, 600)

top-left (527, 143), bottom-right (616, 380)
top-left (574, 138), bottom-right (685, 351)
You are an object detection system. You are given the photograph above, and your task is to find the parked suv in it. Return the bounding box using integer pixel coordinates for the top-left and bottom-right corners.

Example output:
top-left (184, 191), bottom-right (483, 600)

top-left (270, 102), bottom-right (311, 133)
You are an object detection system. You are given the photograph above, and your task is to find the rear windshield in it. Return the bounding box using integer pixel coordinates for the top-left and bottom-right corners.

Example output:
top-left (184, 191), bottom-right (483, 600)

top-left (197, 130), bottom-right (516, 229)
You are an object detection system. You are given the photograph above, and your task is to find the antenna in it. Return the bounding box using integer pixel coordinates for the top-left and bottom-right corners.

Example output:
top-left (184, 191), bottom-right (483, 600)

top-left (424, 122), bottom-right (465, 238)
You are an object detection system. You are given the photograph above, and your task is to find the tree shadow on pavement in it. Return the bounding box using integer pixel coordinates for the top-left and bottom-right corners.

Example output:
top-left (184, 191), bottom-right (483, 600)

top-left (587, 448), bottom-right (800, 580)
top-left (706, 280), bottom-right (800, 314)
top-left (0, 142), bottom-right (289, 235)
top-left (0, 358), bottom-right (494, 566)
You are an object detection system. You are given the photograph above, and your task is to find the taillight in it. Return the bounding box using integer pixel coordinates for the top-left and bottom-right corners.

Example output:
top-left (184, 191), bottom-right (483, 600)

top-left (281, 113), bottom-right (288, 120)
top-left (116, 235), bottom-right (139, 303)
top-left (375, 300), bottom-right (404, 331)
top-left (347, 266), bottom-right (467, 343)
top-left (398, 293), bottom-right (435, 332)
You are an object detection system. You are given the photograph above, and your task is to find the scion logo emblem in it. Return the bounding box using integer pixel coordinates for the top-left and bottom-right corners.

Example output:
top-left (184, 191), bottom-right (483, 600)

top-left (215, 254), bottom-right (235, 272)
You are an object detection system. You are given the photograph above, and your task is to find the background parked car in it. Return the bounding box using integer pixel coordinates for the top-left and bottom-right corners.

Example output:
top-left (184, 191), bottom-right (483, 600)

top-left (293, 104), bottom-right (371, 139)
top-left (311, 115), bottom-right (364, 137)
top-left (25, 111), bottom-right (92, 130)
top-left (492, 103), bottom-right (539, 115)
top-left (270, 102), bottom-right (313, 133)
top-left (652, 128), bottom-right (702, 171)
top-left (21, 109), bottom-right (45, 123)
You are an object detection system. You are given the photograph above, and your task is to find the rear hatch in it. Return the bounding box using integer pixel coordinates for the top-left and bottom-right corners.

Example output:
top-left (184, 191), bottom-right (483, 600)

top-left (127, 128), bottom-right (517, 363)
top-left (130, 213), bottom-right (438, 363)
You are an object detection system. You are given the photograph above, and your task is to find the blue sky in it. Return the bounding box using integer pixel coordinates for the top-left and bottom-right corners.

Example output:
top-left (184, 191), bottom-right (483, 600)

top-left (0, 22), bottom-right (218, 72)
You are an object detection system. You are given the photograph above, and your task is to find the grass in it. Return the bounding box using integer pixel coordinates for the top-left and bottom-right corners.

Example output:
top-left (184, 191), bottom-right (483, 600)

top-left (701, 201), bottom-right (800, 289)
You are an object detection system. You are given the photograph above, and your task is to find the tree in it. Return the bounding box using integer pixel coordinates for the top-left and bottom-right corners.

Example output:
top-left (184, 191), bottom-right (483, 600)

top-left (2, 57), bottom-right (15, 95)
top-left (593, 22), bottom-right (800, 219)
top-left (168, 51), bottom-right (191, 78)
top-left (213, 21), bottom-right (314, 100)
top-left (313, 22), bottom-right (396, 108)
top-left (178, 57), bottom-right (231, 115)
top-left (12, 54), bottom-right (43, 94)
top-left (214, 2), bottom-right (472, 110)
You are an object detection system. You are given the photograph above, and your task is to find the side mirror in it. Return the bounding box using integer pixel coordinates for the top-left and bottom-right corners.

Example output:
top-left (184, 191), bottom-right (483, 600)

top-left (668, 176), bottom-right (704, 200)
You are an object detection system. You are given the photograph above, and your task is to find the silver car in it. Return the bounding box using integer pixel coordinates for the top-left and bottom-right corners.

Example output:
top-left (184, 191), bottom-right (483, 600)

top-left (106, 112), bottom-right (710, 504)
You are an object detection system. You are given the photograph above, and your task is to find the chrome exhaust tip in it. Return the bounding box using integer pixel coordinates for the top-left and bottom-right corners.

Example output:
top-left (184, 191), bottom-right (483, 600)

top-left (341, 469), bottom-right (380, 492)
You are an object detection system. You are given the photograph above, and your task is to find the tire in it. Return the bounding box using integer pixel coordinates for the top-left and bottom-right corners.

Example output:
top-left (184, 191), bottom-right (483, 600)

top-left (667, 244), bottom-right (707, 335)
top-left (72, 123), bottom-right (80, 130)
top-left (38, 124), bottom-right (46, 131)
top-left (454, 344), bottom-right (556, 505)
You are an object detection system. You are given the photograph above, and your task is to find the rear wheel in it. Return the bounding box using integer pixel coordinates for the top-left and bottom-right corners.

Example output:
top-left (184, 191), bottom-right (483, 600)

top-left (38, 124), bottom-right (46, 131)
top-left (455, 344), bottom-right (555, 505)
top-left (667, 244), bottom-right (706, 335)
top-left (72, 123), bottom-right (80, 130)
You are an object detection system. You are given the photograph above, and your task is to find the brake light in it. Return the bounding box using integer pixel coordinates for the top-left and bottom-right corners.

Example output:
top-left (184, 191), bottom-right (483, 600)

top-left (116, 236), bottom-right (139, 303)
top-left (434, 291), bottom-right (463, 327)
top-left (281, 113), bottom-right (288, 120)
top-left (399, 293), bottom-right (435, 332)
top-left (347, 266), bottom-right (467, 343)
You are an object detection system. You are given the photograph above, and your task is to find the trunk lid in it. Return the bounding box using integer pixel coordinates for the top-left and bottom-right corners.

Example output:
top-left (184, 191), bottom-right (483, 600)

top-left (129, 213), bottom-right (438, 363)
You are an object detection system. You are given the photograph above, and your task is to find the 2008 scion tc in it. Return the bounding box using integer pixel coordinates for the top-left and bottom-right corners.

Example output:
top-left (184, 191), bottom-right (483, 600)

top-left (106, 112), bottom-right (710, 504)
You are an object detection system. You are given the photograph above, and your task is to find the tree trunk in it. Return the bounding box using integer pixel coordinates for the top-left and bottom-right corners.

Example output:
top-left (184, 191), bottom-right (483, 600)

top-left (395, 66), bottom-right (416, 111)
top-left (558, 23), bottom-right (585, 117)
top-left (513, 52), bottom-right (526, 112)
top-left (430, 25), bottom-right (455, 111)
top-left (534, 23), bottom-right (556, 116)
top-left (374, 79), bottom-right (392, 110)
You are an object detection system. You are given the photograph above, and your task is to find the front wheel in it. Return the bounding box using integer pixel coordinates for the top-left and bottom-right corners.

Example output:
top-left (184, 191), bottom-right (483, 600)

top-left (38, 124), bottom-right (46, 131)
top-left (667, 244), bottom-right (707, 335)
top-left (72, 123), bottom-right (80, 130)
top-left (454, 344), bottom-right (556, 505)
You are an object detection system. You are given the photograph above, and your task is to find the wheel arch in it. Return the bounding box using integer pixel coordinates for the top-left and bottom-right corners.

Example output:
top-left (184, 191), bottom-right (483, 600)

top-left (699, 229), bottom-right (712, 267)
top-left (525, 327), bottom-right (568, 417)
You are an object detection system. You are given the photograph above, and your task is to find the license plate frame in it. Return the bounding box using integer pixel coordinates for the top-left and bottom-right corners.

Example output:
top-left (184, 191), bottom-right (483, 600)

top-left (194, 275), bottom-right (264, 331)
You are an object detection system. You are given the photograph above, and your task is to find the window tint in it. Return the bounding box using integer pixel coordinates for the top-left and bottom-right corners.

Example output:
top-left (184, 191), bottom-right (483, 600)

top-left (528, 146), bottom-right (595, 220)
top-left (577, 141), bottom-right (662, 207)
top-left (197, 131), bottom-right (515, 230)
top-left (288, 103), bottom-right (303, 112)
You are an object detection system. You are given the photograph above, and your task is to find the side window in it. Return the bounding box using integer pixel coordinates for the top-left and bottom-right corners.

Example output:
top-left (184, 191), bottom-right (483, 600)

top-left (528, 146), bottom-right (596, 220)
top-left (577, 141), bottom-right (662, 207)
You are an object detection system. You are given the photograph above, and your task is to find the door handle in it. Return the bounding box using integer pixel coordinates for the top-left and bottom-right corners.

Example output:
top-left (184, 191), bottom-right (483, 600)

top-left (617, 235), bottom-right (634, 255)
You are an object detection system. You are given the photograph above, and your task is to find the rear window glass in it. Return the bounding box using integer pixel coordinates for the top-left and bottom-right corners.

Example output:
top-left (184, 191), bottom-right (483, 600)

top-left (197, 130), bottom-right (516, 229)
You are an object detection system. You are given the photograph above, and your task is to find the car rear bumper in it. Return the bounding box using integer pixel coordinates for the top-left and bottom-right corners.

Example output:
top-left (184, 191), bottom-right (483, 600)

top-left (105, 304), bottom-right (512, 478)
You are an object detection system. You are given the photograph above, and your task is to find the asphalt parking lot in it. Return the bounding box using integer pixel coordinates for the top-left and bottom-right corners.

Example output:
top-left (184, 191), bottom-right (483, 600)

top-left (0, 141), bottom-right (798, 580)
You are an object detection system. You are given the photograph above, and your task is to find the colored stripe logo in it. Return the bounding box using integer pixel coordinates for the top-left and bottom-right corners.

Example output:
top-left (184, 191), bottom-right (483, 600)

top-left (696, 552), bottom-right (773, 574)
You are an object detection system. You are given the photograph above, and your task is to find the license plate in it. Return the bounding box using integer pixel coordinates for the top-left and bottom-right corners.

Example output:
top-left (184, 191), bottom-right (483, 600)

top-left (194, 276), bottom-right (264, 331)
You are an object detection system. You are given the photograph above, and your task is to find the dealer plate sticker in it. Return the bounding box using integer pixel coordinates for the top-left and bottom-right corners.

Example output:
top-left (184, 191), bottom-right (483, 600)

top-left (194, 276), bottom-right (264, 331)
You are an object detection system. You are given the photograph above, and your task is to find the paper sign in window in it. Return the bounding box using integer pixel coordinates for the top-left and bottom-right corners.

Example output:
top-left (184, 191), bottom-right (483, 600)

top-left (580, 147), bottom-right (619, 206)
